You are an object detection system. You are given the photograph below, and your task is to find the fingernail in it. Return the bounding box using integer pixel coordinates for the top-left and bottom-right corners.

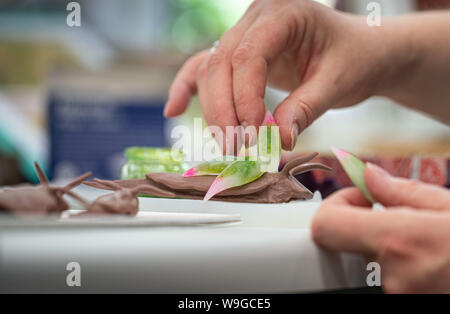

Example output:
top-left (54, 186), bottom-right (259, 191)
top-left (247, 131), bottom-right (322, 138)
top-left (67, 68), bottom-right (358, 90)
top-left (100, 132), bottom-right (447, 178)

top-left (163, 98), bottom-right (170, 117)
top-left (366, 162), bottom-right (390, 178)
top-left (290, 124), bottom-right (298, 150)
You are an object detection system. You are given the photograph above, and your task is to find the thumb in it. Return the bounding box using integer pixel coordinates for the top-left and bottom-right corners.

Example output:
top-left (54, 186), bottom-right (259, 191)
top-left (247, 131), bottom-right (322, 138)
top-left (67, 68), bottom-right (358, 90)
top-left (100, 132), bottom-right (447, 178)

top-left (364, 162), bottom-right (450, 210)
top-left (273, 77), bottom-right (336, 151)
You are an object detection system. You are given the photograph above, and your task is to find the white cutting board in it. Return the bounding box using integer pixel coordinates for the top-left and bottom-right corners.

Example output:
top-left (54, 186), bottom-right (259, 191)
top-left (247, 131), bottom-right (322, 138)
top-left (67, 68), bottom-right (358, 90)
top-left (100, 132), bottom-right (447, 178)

top-left (70, 185), bottom-right (323, 229)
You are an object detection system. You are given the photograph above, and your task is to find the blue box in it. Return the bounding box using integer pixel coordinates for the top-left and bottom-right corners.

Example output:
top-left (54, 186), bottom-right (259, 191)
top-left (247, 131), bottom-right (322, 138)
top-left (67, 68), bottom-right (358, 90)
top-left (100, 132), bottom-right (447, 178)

top-left (48, 90), bottom-right (168, 180)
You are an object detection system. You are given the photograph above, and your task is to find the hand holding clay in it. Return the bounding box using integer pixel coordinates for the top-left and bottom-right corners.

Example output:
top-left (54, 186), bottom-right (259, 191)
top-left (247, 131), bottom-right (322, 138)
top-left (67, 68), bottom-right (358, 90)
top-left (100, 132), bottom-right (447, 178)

top-left (165, 0), bottom-right (450, 148)
top-left (164, 0), bottom-right (392, 150)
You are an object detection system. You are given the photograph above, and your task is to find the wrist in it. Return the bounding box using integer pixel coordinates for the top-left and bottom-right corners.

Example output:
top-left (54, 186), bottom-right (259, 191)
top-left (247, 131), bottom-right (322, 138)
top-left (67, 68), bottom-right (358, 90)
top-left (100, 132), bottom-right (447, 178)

top-left (373, 16), bottom-right (421, 98)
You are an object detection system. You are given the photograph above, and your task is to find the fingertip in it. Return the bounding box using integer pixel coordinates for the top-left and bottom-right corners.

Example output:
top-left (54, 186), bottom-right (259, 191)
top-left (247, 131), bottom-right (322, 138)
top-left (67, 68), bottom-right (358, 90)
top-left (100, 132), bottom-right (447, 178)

top-left (165, 81), bottom-right (193, 117)
top-left (364, 162), bottom-right (391, 194)
top-left (281, 127), bottom-right (294, 151)
top-left (274, 108), bottom-right (297, 150)
top-left (163, 101), bottom-right (172, 117)
top-left (163, 99), bottom-right (181, 118)
top-left (237, 104), bottom-right (265, 129)
top-left (365, 162), bottom-right (390, 178)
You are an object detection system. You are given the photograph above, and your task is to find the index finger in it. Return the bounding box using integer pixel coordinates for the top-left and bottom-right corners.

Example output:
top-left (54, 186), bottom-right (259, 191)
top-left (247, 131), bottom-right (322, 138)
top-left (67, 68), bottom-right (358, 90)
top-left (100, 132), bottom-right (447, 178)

top-left (231, 18), bottom-right (290, 130)
top-left (164, 50), bottom-right (209, 117)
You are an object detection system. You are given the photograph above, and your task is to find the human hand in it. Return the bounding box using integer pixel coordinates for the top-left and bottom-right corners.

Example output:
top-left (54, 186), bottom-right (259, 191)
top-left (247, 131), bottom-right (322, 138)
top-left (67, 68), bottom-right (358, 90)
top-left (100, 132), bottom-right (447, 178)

top-left (311, 163), bottom-right (450, 293)
top-left (164, 0), bottom-right (393, 151)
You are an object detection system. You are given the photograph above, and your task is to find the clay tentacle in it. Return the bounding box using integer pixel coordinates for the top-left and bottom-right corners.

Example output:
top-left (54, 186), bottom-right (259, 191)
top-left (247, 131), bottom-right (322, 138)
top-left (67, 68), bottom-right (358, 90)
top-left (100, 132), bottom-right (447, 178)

top-left (289, 163), bottom-right (332, 177)
top-left (286, 162), bottom-right (331, 198)
top-left (281, 152), bottom-right (318, 175)
top-left (65, 190), bottom-right (90, 206)
top-left (93, 178), bottom-right (122, 190)
top-left (33, 162), bottom-right (49, 186)
top-left (63, 172), bottom-right (92, 192)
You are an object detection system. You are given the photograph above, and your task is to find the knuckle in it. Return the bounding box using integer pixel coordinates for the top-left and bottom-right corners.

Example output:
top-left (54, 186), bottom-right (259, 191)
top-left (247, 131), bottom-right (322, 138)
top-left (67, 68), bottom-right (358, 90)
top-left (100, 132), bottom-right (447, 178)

top-left (195, 62), bottom-right (208, 81)
top-left (207, 47), bottom-right (228, 70)
top-left (397, 177), bottom-right (421, 193)
top-left (293, 98), bottom-right (315, 128)
top-left (231, 44), bottom-right (253, 68)
top-left (379, 231), bottom-right (411, 260)
top-left (405, 179), bottom-right (424, 194)
top-left (258, 17), bottom-right (279, 34)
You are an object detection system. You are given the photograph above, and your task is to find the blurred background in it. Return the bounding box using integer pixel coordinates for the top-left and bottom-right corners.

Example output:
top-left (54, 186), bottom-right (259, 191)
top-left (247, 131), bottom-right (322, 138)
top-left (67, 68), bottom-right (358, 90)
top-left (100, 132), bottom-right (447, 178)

top-left (0, 0), bottom-right (448, 188)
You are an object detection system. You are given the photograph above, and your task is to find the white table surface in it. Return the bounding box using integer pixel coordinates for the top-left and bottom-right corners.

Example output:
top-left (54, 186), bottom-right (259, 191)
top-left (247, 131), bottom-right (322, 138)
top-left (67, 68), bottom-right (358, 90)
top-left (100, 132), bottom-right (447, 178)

top-left (0, 186), bottom-right (366, 293)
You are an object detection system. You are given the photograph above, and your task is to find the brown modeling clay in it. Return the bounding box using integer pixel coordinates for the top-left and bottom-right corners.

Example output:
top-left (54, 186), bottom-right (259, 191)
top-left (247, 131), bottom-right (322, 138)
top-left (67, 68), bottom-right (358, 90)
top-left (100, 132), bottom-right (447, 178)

top-left (0, 162), bottom-right (91, 217)
top-left (70, 179), bottom-right (175, 216)
top-left (83, 152), bottom-right (331, 203)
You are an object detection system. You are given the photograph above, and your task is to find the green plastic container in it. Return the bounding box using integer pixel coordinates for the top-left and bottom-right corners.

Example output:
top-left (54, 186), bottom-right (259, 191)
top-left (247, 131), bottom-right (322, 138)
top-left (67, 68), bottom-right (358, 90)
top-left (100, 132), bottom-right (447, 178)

top-left (120, 147), bottom-right (188, 179)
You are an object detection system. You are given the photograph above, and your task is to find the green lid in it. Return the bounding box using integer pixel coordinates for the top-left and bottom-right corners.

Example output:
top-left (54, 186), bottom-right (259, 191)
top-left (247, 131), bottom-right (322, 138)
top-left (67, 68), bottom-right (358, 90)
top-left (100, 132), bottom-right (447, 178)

top-left (124, 147), bottom-right (184, 162)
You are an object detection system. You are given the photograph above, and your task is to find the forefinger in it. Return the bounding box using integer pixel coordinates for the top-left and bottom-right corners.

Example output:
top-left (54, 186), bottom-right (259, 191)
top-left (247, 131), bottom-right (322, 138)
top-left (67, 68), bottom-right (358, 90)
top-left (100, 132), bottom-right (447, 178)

top-left (231, 17), bottom-right (290, 132)
top-left (164, 50), bottom-right (209, 117)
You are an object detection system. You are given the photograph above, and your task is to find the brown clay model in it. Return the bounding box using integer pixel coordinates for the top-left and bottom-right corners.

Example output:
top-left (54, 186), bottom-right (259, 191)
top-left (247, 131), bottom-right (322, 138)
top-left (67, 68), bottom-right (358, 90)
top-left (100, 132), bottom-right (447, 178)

top-left (83, 153), bottom-right (331, 203)
top-left (70, 179), bottom-right (175, 216)
top-left (0, 162), bottom-right (91, 217)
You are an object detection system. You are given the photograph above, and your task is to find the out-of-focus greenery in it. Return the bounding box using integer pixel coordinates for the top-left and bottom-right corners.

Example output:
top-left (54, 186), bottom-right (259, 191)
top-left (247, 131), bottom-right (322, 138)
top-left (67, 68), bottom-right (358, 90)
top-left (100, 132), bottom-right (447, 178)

top-left (170, 0), bottom-right (253, 52)
top-left (0, 41), bottom-right (80, 85)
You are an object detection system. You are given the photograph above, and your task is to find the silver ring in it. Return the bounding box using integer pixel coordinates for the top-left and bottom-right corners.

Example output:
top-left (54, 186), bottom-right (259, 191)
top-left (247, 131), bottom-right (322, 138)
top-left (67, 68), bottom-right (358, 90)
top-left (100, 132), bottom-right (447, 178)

top-left (210, 40), bottom-right (219, 53)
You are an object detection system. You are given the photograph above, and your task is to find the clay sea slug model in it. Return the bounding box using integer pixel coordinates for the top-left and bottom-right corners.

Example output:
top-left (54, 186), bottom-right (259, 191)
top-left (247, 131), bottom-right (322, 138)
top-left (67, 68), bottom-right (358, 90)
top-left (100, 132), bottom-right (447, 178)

top-left (70, 179), bottom-right (174, 216)
top-left (0, 162), bottom-right (91, 217)
top-left (83, 152), bottom-right (331, 203)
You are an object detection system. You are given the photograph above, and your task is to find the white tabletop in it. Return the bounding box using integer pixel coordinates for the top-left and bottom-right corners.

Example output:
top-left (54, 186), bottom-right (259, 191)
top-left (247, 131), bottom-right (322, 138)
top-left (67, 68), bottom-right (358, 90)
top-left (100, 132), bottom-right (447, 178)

top-left (0, 186), bottom-right (366, 293)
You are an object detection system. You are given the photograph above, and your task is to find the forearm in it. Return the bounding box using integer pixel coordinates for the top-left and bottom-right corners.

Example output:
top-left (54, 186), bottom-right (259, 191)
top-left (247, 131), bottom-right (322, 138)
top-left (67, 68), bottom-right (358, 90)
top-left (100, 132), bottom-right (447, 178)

top-left (377, 12), bottom-right (450, 123)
